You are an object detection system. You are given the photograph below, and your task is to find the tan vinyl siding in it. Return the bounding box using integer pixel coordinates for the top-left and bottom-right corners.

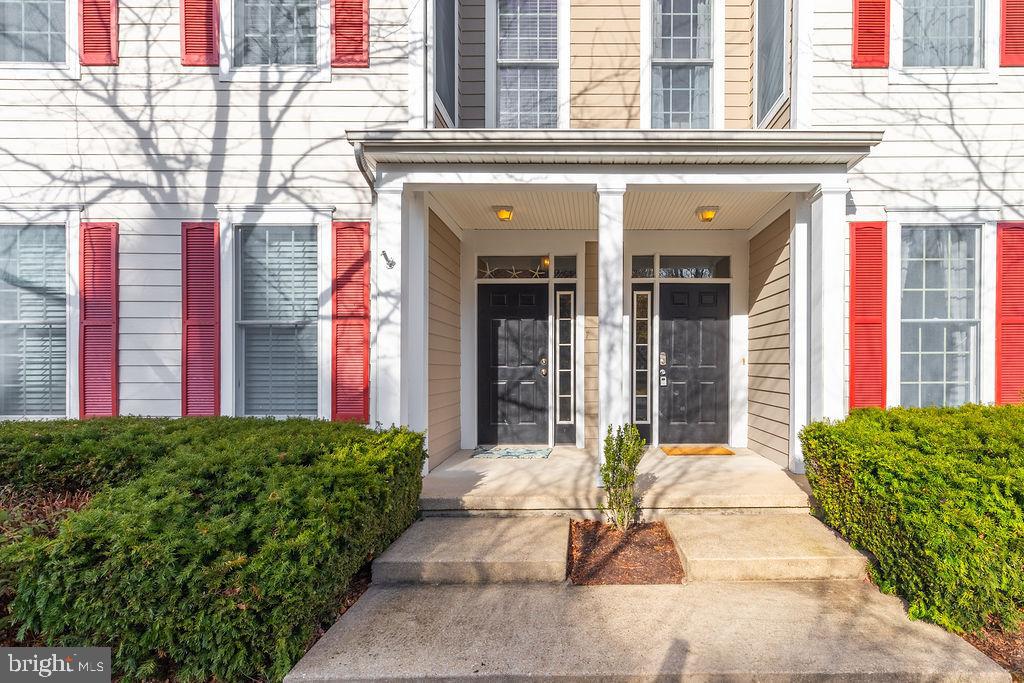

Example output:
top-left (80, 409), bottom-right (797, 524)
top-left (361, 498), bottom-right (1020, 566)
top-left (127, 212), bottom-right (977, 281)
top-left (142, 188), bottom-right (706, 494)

top-left (725, 0), bottom-right (754, 128)
top-left (570, 0), bottom-right (641, 128)
top-left (428, 211), bottom-right (462, 468)
top-left (748, 212), bottom-right (790, 467)
top-left (459, 0), bottom-right (486, 127)
top-left (584, 240), bottom-right (599, 448)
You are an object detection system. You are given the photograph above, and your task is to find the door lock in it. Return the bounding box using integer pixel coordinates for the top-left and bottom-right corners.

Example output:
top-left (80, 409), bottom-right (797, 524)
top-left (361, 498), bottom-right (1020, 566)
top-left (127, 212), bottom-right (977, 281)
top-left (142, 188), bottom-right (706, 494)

top-left (659, 351), bottom-right (667, 366)
top-left (540, 368), bottom-right (548, 376)
top-left (540, 357), bottom-right (548, 366)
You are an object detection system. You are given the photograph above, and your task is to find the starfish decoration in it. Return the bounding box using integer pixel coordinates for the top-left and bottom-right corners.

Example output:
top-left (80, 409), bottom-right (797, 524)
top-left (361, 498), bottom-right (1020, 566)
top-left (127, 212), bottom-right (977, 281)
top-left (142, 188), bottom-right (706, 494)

top-left (479, 260), bottom-right (498, 279)
top-left (529, 264), bottom-right (545, 278)
top-left (508, 266), bottom-right (522, 278)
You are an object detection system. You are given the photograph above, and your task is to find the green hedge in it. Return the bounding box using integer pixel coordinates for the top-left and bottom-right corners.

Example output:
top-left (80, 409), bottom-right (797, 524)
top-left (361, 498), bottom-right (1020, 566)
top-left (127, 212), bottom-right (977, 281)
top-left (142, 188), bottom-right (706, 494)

top-left (1, 418), bottom-right (425, 682)
top-left (801, 405), bottom-right (1024, 633)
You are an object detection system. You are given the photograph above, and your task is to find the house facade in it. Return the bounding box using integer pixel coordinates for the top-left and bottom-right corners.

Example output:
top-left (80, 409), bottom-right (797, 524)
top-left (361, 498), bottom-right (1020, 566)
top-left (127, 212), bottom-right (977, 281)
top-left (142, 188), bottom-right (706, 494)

top-left (0, 0), bottom-right (1021, 472)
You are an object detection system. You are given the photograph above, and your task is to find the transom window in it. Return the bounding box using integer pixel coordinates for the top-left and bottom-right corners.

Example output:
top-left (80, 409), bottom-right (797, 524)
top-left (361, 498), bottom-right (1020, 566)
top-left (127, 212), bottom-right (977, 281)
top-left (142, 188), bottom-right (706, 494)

top-left (0, 0), bottom-right (66, 63)
top-left (0, 224), bottom-right (66, 417)
top-left (652, 0), bottom-right (713, 129)
top-left (900, 225), bottom-right (979, 407)
top-left (903, 0), bottom-right (981, 67)
top-left (237, 224), bottom-right (318, 416)
top-left (496, 0), bottom-right (558, 128)
top-left (235, 0), bottom-right (317, 66)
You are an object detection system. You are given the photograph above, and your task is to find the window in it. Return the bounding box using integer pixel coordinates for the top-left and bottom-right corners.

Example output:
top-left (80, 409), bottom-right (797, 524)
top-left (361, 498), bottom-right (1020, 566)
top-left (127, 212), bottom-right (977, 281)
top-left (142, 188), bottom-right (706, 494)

top-left (756, 0), bottom-right (785, 125)
top-left (0, 0), bottom-right (65, 63)
top-left (652, 0), bottom-right (713, 128)
top-left (478, 255), bottom-right (549, 279)
top-left (903, 0), bottom-right (981, 67)
top-left (659, 255), bottom-right (730, 278)
top-left (435, 0), bottom-right (457, 123)
top-left (900, 226), bottom-right (979, 407)
top-left (234, 0), bottom-right (317, 66)
top-left (0, 224), bottom-right (66, 417)
top-left (555, 290), bottom-right (574, 424)
top-left (237, 224), bottom-right (318, 416)
top-left (632, 290), bottom-right (651, 423)
top-left (496, 0), bottom-right (558, 128)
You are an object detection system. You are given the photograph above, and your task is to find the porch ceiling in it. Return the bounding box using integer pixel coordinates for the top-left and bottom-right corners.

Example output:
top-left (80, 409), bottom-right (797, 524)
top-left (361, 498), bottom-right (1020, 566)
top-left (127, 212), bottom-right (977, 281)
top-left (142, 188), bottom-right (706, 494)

top-left (430, 188), bottom-right (789, 231)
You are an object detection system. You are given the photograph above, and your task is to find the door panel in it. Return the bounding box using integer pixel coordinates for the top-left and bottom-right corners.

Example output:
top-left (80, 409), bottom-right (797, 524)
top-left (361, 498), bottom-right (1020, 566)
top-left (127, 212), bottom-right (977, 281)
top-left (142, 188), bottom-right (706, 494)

top-left (478, 284), bottom-right (549, 444)
top-left (659, 283), bottom-right (729, 443)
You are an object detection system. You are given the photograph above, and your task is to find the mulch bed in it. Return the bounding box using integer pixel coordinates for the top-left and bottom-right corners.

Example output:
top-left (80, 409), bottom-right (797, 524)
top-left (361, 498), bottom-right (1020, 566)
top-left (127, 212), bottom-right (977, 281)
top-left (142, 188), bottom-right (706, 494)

top-left (963, 619), bottom-right (1024, 682)
top-left (568, 519), bottom-right (684, 585)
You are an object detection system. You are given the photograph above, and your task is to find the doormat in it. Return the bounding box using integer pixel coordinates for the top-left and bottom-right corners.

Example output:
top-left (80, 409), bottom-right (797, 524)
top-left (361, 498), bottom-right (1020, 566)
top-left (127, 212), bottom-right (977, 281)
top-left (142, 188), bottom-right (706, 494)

top-left (661, 445), bottom-right (734, 456)
top-left (472, 446), bottom-right (552, 459)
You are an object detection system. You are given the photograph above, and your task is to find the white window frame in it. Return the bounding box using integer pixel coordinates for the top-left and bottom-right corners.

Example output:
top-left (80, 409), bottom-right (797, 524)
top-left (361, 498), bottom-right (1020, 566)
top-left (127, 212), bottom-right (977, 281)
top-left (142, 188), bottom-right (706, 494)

top-left (218, 0), bottom-right (331, 82)
top-left (484, 0), bottom-right (569, 128)
top-left (883, 208), bottom-right (997, 407)
top-left (0, 0), bottom-right (80, 80)
top-left (640, 0), bottom-right (726, 129)
top-left (888, 0), bottom-right (1001, 84)
top-left (753, 0), bottom-right (789, 128)
top-left (216, 204), bottom-right (334, 418)
top-left (0, 206), bottom-right (81, 419)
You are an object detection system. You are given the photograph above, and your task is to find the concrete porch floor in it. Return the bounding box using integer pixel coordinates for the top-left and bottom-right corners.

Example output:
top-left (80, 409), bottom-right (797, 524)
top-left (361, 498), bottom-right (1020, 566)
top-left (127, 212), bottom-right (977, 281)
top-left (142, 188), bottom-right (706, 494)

top-left (420, 446), bottom-right (811, 515)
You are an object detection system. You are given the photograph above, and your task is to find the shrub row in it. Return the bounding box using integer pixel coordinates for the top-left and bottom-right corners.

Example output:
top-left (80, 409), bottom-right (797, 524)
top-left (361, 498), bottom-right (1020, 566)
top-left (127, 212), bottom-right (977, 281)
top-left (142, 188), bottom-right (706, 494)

top-left (801, 405), bottom-right (1024, 633)
top-left (1, 418), bottom-right (425, 682)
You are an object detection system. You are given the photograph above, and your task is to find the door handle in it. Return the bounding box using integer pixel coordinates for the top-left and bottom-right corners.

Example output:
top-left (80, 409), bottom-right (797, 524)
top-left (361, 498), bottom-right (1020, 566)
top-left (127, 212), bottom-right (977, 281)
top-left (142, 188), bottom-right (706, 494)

top-left (540, 368), bottom-right (548, 376)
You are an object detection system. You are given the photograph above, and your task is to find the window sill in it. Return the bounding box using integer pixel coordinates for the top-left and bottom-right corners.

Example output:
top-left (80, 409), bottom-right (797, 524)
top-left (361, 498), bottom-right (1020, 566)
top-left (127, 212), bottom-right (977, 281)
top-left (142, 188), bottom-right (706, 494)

top-left (218, 65), bottom-right (331, 83)
top-left (887, 67), bottom-right (999, 86)
top-left (0, 62), bottom-right (80, 80)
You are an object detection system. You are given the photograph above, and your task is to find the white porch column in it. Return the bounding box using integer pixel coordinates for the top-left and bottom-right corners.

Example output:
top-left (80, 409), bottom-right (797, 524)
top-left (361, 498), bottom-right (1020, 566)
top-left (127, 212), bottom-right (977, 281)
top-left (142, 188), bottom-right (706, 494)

top-left (597, 183), bottom-right (630, 464)
top-left (371, 186), bottom-right (429, 431)
top-left (808, 185), bottom-right (848, 424)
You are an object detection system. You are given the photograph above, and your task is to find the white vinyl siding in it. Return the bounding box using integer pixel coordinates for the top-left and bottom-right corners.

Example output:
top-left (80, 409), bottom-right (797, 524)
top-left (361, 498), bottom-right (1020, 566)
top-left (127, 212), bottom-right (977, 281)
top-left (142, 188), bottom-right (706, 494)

top-left (903, 0), bottom-right (980, 67)
top-left (237, 224), bottom-right (318, 416)
top-left (0, 0), bottom-right (65, 63)
top-left (652, 0), bottom-right (713, 128)
top-left (0, 224), bottom-right (66, 417)
top-left (496, 0), bottom-right (558, 128)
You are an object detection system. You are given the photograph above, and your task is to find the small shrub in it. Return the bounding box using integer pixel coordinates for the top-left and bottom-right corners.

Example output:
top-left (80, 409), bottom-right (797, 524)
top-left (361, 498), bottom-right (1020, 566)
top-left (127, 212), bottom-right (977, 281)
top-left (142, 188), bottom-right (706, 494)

top-left (801, 405), bottom-right (1024, 634)
top-left (599, 424), bottom-right (647, 531)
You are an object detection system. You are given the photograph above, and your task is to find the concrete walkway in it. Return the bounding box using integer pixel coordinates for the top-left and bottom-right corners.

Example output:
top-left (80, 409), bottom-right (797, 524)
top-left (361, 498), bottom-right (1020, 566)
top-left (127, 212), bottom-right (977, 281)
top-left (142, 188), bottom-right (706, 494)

top-left (285, 581), bottom-right (1007, 681)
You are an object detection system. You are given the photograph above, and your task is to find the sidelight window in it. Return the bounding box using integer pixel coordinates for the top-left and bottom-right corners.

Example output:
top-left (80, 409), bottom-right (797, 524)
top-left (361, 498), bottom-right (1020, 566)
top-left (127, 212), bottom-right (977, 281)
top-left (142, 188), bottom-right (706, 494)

top-left (556, 290), bottom-right (574, 424)
top-left (632, 290), bottom-right (652, 424)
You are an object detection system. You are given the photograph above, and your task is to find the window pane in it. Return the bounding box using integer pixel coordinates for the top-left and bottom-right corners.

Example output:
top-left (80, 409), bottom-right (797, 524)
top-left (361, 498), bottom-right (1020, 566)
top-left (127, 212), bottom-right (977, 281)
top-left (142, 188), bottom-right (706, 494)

top-left (553, 255), bottom-right (576, 278)
top-left (242, 324), bottom-right (318, 416)
top-left (236, 0), bottom-right (317, 66)
top-left (632, 255), bottom-right (655, 278)
top-left (0, 224), bottom-right (66, 416)
top-left (434, 0), bottom-right (456, 120)
top-left (240, 225), bottom-right (318, 320)
top-left (0, 0), bottom-right (65, 63)
top-left (659, 255), bottom-right (729, 278)
top-left (903, 0), bottom-right (978, 67)
top-left (478, 255), bottom-right (549, 279)
top-left (498, 65), bottom-right (558, 128)
top-left (653, 0), bottom-right (712, 59)
top-left (756, 0), bottom-right (785, 124)
top-left (652, 64), bottom-right (711, 129)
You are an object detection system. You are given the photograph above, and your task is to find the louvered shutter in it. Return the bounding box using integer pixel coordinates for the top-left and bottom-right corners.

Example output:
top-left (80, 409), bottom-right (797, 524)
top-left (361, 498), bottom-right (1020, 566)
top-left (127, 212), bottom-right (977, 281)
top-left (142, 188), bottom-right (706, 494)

top-left (1002, 0), bottom-right (1024, 66)
top-left (239, 225), bottom-right (318, 416)
top-left (849, 222), bottom-right (887, 408)
top-left (80, 0), bottom-right (118, 65)
top-left (80, 222), bottom-right (118, 417)
top-left (333, 0), bottom-right (369, 67)
top-left (997, 222), bottom-right (1024, 404)
top-left (181, 0), bottom-right (219, 66)
top-left (852, 0), bottom-right (889, 68)
top-left (332, 221), bottom-right (369, 422)
top-left (181, 222), bottom-right (219, 415)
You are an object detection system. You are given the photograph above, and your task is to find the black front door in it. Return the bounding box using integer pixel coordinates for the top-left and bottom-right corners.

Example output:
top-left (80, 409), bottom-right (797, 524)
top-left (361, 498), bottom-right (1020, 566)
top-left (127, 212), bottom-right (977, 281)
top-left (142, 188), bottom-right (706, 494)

top-left (659, 283), bottom-right (729, 443)
top-left (478, 284), bottom-right (549, 444)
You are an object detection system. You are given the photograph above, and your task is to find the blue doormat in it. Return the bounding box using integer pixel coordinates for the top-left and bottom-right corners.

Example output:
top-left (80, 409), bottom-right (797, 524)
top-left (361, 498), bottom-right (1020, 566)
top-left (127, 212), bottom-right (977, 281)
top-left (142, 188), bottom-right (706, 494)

top-left (472, 446), bottom-right (552, 459)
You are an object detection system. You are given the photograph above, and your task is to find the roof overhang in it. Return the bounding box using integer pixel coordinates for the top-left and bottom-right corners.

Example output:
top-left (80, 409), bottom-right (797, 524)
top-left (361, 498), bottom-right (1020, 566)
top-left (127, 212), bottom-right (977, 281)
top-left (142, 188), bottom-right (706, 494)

top-left (346, 129), bottom-right (884, 188)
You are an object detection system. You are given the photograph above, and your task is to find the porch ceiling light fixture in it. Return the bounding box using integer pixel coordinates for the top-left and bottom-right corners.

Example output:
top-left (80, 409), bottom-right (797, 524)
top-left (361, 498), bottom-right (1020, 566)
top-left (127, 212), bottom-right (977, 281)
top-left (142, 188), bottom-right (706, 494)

top-left (494, 205), bottom-right (514, 222)
top-left (696, 206), bottom-right (720, 223)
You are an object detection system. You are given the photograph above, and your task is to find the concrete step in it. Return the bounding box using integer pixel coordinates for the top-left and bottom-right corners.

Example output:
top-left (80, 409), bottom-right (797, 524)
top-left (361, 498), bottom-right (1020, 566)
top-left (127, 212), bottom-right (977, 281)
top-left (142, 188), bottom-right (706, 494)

top-left (372, 517), bottom-right (569, 585)
top-left (665, 514), bottom-right (868, 581)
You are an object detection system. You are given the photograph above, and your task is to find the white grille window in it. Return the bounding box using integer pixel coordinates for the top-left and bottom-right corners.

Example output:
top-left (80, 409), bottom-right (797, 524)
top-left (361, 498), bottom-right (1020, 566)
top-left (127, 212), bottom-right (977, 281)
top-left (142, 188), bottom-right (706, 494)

top-left (652, 0), bottom-right (712, 128)
top-left (756, 0), bottom-right (785, 124)
top-left (900, 226), bottom-right (979, 407)
top-left (556, 290), bottom-right (574, 423)
top-left (0, 224), bottom-right (66, 417)
top-left (0, 0), bottom-right (66, 63)
top-left (235, 0), bottom-right (317, 66)
top-left (632, 290), bottom-right (651, 423)
top-left (497, 0), bottom-right (558, 128)
top-left (237, 225), bottom-right (318, 416)
top-left (903, 0), bottom-right (980, 67)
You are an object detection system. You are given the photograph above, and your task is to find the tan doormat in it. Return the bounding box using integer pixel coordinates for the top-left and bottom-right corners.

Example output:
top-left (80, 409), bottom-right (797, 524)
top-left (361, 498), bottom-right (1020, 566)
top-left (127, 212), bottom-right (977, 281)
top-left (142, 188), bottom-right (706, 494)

top-left (661, 445), bottom-right (735, 456)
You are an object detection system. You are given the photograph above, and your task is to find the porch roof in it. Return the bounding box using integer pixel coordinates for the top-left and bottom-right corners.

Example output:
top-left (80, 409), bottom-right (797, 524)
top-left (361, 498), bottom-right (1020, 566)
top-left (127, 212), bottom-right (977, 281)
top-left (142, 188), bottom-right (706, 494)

top-left (347, 129), bottom-right (884, 182)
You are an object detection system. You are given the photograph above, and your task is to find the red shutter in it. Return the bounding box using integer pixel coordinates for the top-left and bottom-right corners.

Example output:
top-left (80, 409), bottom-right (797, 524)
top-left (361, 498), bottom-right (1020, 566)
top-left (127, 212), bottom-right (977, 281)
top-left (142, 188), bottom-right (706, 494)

top-left (332, 221), bottom-right (370, 422)
top-left (852, 0), bottom-right (889, 68)
top-left (332, 0), bottom-right (369, 67)
top-left (80, 0), bottom-right (118, 66)
top-left (181, 222), bottom-right (220, 416)
top-left (181, 0), bottom-right (219, 66)
top-left (80, 222), bottom-right (118, 418)
top-left (1002, 0), bottom-right (1024, 66)
top-left (997, 223), bottom-right (1024, 404)
top-left (849, 221), bottom-right (887, 409)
